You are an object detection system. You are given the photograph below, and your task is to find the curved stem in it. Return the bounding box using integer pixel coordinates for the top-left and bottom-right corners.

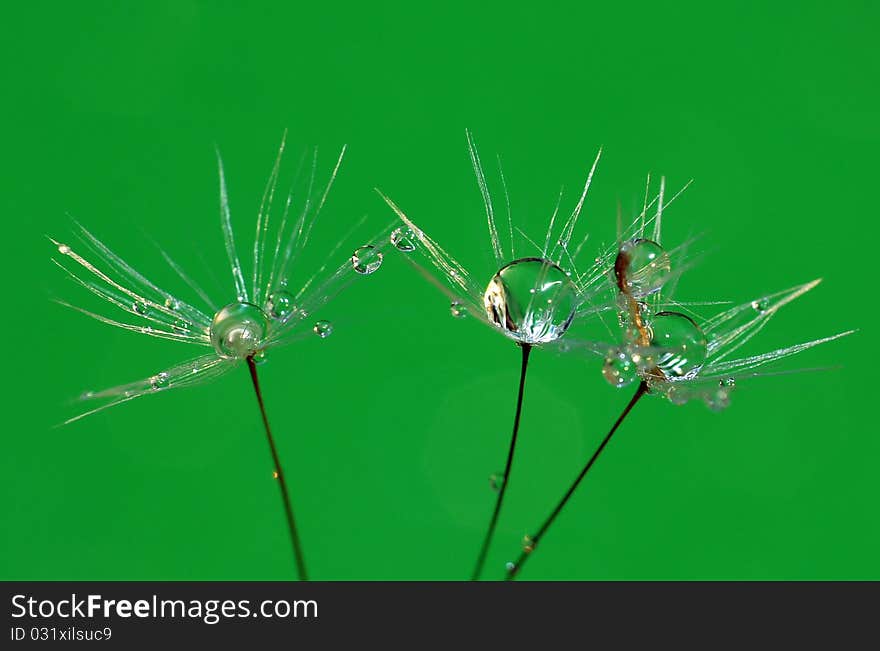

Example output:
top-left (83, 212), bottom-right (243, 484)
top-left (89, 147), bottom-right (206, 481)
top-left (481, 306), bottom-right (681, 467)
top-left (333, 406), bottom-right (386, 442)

top-left (246, 355), bottom-right (308, 581)
top-left (471, 343), bottom-right (532, 581)
top-left (506, 380), bottom-right (648, 581)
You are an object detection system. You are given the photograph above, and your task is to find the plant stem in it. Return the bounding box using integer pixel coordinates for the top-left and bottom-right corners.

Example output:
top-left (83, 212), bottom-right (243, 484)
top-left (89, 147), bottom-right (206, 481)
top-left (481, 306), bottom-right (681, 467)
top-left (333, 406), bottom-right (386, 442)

top-left (471, 342), bottom-right (532, 581)
top-left (246, 354), bottom-right (308, 581)
top-left (506, 380), bottom-right (648, 581)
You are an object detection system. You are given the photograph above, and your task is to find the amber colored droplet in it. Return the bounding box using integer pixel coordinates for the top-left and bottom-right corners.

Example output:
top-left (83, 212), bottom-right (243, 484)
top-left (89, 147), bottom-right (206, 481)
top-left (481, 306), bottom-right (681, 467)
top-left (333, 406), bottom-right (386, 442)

top-left (272, 471), bottom-right (279, 479)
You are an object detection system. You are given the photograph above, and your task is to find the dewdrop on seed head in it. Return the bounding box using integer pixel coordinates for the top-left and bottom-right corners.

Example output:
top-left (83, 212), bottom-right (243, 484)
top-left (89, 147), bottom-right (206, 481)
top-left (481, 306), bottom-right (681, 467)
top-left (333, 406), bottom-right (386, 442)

top-left (209, 302), bottom-right (270, 359)
top-left (351, 245), bottom-right (383, 274)
top-left (649, 311), bottom-right (707, 380)
top-left (483, 258), bottom-right (577, 344)
top-left (615, 238), bottom-right (672, 298)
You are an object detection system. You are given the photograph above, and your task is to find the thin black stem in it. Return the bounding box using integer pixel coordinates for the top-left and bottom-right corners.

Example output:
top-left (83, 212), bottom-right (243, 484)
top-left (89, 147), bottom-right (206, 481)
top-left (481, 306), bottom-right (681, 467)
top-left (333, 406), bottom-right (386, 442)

top-left (471, 343), bottom-right (532, 581)
top-left (506, 380), bottom-right (648, 581)
top-left (246, 355), bottom-right (308, 581)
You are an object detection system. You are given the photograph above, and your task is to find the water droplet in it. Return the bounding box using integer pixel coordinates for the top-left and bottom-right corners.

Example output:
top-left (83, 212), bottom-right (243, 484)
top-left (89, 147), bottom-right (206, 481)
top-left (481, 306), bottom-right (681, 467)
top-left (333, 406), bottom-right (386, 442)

top-left (150, 372), bottom-right (170, 390)
top-left (602, 349), bottom-right (638, 388)
top-left (133, 301), bottom-right (149, 316)
top-left (450, 301), bottom-right (468, 318)
top-left (313, 320), bottom-right (333, 338)
top-left (505, 561), bottom-right (517, 573)
top-left (209, 302), bottom-right (270, 359)
top-left (751, 297), bottom-right (770, 313)
top-left (164, 297), bottom-right (180, 310)
top-left (272, 470), bottom-right (279, 479)
top-left (390, 227), bottom-right (416, 252)
top-left (705, 387), bottom-right (732, 411)
top-left (267, 290), bottom-right (294, 319)
top-left (252, 349), bottom-right (268, 365)
top-left (522, 535), bottom-right (536, 553)
top-left (57, 243), bottom-right (71, 255)
top-left (483, 257), bottom-right (577, 344)
top-left (172, 318), bottom-right (191, 333)
top-left (352, 245), bottom-right (383, 274)
top-left (616, 239), bottom-right (672, 298)
top-left (720, 377), bottom-right (736, 388)
top-left (649, 311), bottom-right (708, 380)
top-left (489, 473), bottom-right (505, 491)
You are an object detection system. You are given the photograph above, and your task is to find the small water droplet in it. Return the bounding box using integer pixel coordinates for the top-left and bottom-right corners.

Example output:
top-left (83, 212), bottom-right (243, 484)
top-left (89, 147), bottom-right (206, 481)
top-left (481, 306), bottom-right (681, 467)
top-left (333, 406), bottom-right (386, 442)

top-left (489, 473), bottom-right (505, 491)
top-left (705, 387), bottom-right (732, 411)
top-left (352, 245), bottom-right (383, 274)
top-left (57, 243), bottom-right (71, 255)
top-left (80, 390), bottom-right (95, 400)
top-left (720, 377), bottom-right (736, 388)
top-left (253, 349), bottom-right (268, 365)
top-left (150, 372), bottom-right (170, 390)
top-left (450, 301), bottom-right (468, 318)
top-left (390, 227), bottom-right (416, 252)
top-left (522, 535), bottom-right (536, 553)
top-left (164, 297), bottom-right (180, 310)
top-left (133, 301), bottom-right (149, 316)
top-left (616, 238), bottom-right (672, 298)
top-left (602, 349), bottom-right (637, 388)
top-left (209, 302), bottom-right (270, 359)
top-left (267, 290), bottom-right (294, 319)
top-left (313, 320), bottom-right (333, 338)
top-left (172, 318), bottom-right (191, 333)
top-left (649, 311), bottom-right (708, 380)
top-left (483, 257), bottom-right (577, 344)
top-left (505, 561), bottom-right (517, 573)
top-left (272, 470), bottom-right (279, 479)
top-left (751, 297), bottom-right (770, 313)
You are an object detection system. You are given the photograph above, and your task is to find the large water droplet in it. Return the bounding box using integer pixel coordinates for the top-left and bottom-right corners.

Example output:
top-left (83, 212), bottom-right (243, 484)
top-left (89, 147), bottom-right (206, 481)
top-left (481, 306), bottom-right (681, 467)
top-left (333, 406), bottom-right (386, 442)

top-left (616, 238), bottom-right (672, 298)
top-left (209, 302), bottom-right (270, 359)
top-left (313, 320), bottom-right (333, 338)
top-left (450, 301), bottom-right (468, 318)
top-left (390, 227), bottom-right (416, 252)
top-left (483, 257), bottom-right (577, 344)
top-left (267, 290), bottom-right (294, 319)
top-left (352, 245), bottom-right (383, 274)
top-left (602, 349), bottom-right (638, 388)
top-left (649, 311), bottom-right (707, 379)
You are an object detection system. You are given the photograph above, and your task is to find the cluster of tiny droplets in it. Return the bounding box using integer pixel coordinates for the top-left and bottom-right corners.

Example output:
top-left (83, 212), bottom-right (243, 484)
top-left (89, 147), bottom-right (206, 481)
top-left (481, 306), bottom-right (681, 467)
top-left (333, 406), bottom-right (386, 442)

top-left (601, 238), bottom-right (730, 409)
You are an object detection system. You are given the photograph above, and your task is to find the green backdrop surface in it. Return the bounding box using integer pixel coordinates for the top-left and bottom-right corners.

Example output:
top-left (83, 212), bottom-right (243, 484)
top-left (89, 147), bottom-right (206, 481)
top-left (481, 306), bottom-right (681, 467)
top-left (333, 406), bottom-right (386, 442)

top-left (1, 1), bottom-right (876, 580)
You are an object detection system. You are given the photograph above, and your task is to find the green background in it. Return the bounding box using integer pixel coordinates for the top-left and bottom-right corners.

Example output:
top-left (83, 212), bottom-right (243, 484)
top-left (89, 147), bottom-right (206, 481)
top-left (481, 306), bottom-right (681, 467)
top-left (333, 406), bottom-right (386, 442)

top-left (2, 1), bottom-right (876, 580)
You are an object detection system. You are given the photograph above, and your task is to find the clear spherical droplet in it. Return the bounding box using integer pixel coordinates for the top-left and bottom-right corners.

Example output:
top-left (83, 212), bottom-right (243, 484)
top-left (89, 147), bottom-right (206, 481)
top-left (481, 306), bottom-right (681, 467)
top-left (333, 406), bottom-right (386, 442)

top-left (390, 227), bottom-right (416, 252)
top-left (616, 238), bottom-right (672, 298)
top-left (650, 311), bottom-right (708, 379)
top-left (352, 245), bottom-right (383, 274)
top-left (209, 302), bottom-right (270, 359)
top-left (133, 301), bottom-right (149, 316)
top-left (489, 473), bottom-right (505, 492)
top-left (505, 561), bottom-right (517, 573)
top-left (602, 349), bottom-right (638, 388)
top-left (313, 320), bottom-right (333, 338)
top-left (450, 301), bottom-right (467, 318)
top-left (751, 297), bottom-right (769, 313)
top-left (483, 257), bottom-right (577, 344)
top-left (164, 297), bottom-right (180, 310)
top-left (267, 290), bottom-right (294, 319)
top-left (150, 372), bottom-right (170, 390)
top-left (720, 377), bottom-right (736, 388)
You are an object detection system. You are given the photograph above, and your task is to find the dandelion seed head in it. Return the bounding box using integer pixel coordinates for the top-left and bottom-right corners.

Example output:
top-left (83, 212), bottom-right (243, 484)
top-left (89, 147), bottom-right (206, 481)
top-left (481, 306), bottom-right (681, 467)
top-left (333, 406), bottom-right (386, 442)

top-left (209, 302), bottom-right (270, 359)
top-left (483, 257), bottom-right (577, 345)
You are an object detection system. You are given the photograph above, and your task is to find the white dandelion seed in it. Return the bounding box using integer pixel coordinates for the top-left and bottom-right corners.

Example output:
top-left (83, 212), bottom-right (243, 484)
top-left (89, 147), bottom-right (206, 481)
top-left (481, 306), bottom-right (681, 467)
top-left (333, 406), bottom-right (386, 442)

top-left (377, 131), bottom-right (691, 580)
top-left (505, 190), bottom-right (853, 581)
top-left (50, 134), bottom-right (392, 580)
